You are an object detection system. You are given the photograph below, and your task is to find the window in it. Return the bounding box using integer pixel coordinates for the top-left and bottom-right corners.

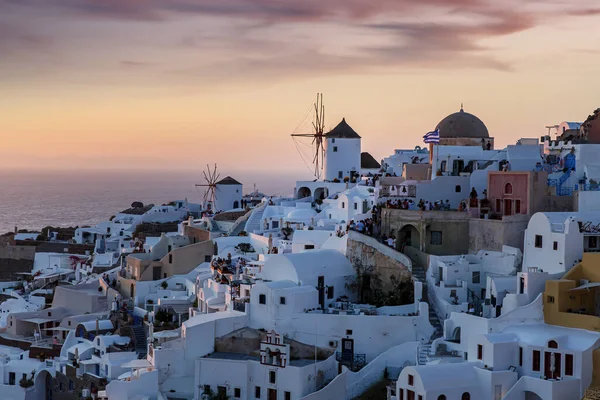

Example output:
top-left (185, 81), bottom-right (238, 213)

top-left (519, 347), bottom-right (523, 366)
top-left (333, 146), bottom-right (338, 152)
top-left (450, 289), bottom-right (457, 298)
top-left (504, 183), bottom-right (513, 194)
top-left (548, 340), bottom-right (558, 349)
top-left (205, 255), bottom-right (212, 262)
top-left (532, 350), bottom-right (541, 371)
top-left (472, 271), bottom-right (481, 284)
top-left (430, 231), bottom-right (442, 245)
top-left (354, 203), bottom-right (358, 210)
top-left (553, 241), bottom-right (558, 251)
top-left (438, 396), bottom-right (447, 400)
top-left (327, 286), bottom-right (334, 299)
top-left (346, 329), bottom-right (353, 335)
top-left (534, 235), bottom-right (543, 248)
top-left (547, 295), bottom-right (555, 304)
top-left (408, 374), bottom-right (414, 386)
top-left (477, 344), bottom-right (483, 360)
top-left (515, 199), bottom-right (521, 214)
top-left (304, 244), bottom-right (315, 250)
top-left (332, 138), bottom-right (335, 143)
top-left (338, 171), bottom-right (343, 179)
top-left (255, 386), bottom-right (261, 398)
top-left (245, 289), bottom-right (250, 297)
top-left (272, 221), bottom-right (279, 229)
top-left (259, 294), bottom-right (266, 304)
top-left (285, 392), bottom-right (291, 400)
top-left (218, 386), bottom-right (227, 397)
top-left (234, 388), bottom-right (241, 398)
top-left (279, 297), bottom-right (286, 305)
top-left (495, 198), bottom-right (501, 212)
top-left (461, 394), bottom-right (471, 400)
top-left (169, 254), bottom-right (173, 264)
top-left (342, 202), bottom-right (345, 209)
top-left (455, 185), bottom-right (461, 192)
top-left (203, 385), bottom-right (210, 394)
top-left (565, 354), bottom-right (574, 376)
top-left (269, 371), bottom-right (276, 384)
top-left (8, 372), bottom-right (15, 385)
top-left (48, 311), bottom-right (52, 317)
top-left (441, 161), bottom-right (447, 172)
top-left (591, 236), bottom-right (599, 249)
top-left (68, 321), bottom-right (71, 326)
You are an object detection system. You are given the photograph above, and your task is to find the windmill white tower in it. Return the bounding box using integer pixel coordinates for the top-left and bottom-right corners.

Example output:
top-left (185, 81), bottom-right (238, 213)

top-left (195, 164), bottom-right (243, 212)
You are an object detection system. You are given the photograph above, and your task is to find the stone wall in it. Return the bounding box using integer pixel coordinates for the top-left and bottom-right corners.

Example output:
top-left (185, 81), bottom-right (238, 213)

top-left (346, 231), bottom-right (412, 293)
top-left (0, 258), bottom-right (34, 281)
top-left (468, 215), bottom-right (530, 253)
top-left (0, 244), bottom-right (35, 260)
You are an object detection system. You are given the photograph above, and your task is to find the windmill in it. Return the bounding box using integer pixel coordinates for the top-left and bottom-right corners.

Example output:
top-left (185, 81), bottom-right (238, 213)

top-left (291, 93), bottom-right (326, 180)
top-left (195, 164), bottom-right (220, 209)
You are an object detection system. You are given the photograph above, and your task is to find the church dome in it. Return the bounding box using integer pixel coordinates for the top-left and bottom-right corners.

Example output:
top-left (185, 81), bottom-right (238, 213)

top-left (436, 108), bottom-right (489, 139)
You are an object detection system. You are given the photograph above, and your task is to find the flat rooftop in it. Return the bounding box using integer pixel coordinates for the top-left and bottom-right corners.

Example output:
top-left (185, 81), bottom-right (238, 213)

top-left (204, 352), bottom-right (317, 367)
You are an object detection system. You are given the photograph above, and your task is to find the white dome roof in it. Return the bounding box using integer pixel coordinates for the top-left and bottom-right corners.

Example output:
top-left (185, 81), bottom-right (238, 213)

top-left (287, 208), bottom-right (317, 220)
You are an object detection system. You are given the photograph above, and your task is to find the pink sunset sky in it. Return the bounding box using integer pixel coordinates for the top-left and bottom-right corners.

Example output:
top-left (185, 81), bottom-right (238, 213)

top-left (2, 0), bottom-right (600, 179)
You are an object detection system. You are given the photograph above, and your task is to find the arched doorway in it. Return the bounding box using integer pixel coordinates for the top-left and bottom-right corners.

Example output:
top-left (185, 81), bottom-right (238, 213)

top-left (524, 391), bottom-right (543, 400)
top-left (451, 327), bottom-right (461, 343)
top-left (233, 201), bottom-right (239, 209)
top-left (297, 187), bottom-right (312, 199)
top-left (314, 187), bottom-right (328, 200)
top-left (399, 224), bottom-right (420, 249)
top-left (35, 370), bottom-right (53, 400)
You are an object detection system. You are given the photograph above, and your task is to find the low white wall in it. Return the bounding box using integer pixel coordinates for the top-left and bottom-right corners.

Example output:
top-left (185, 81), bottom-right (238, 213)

top-left (299, 342), bottom-right (419, 400)
top-left (299, 370), bottom-right (347, 400)
top-left (105, 370), bottom-right (159, 400)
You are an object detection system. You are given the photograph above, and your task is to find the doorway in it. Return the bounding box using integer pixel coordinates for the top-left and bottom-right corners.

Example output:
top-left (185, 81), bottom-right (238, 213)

top-left (317, 276), bottom-right (325, 309)
top-left (341, 338), bottom-right (354, 363)
top-left (503, 199), bottom-right (512, 216)
top-left (544, 352), bottom-right (561, 379)
top-left (268, 389), bottom-right (277, 400)
top-left (452, 160), bottom-right (465, 176)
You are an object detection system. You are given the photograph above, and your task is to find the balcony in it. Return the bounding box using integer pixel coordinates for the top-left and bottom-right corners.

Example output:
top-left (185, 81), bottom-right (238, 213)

top-left (335, 352), bottom-right (366, 371)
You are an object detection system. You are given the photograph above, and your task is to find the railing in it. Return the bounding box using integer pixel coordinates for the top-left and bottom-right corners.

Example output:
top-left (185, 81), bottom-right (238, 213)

top-left (580, 184), bottom-right (600, 192)
top-left (585, 387), bottom-right (600, 400)
top-left (335, 352), bottom-right (367, 371)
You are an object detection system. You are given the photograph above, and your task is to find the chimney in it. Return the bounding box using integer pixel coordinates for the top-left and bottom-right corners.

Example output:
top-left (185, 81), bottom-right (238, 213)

top-left (14, 226), bottom-right (17, 234)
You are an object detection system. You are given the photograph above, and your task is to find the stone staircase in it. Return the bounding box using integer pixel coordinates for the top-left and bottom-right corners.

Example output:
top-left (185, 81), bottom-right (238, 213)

top-left (244, 204), bottom-right (266, 234)
top-left (412, 263), bottom-right (443, 365)
top-left (132, 325), bottom-right (147, 359)
top-left (229, 210), bottom-right (252, 236)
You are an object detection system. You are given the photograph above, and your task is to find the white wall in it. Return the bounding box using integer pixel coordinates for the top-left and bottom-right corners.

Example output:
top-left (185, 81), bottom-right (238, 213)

top-left (249, 302), bottom-right (433, 362)
top-left (195, 355), bottom-right (337, 400)
top-left (522, 214), bottom-right (583, 275)
top-left (105, 369), bottom-right (158, 400)
top-left (578, 191), bottom-right (600, 211)
top-left (215, 184), bottom-right (243, 212)
top-left (324, 137), bottom-right (361, 182)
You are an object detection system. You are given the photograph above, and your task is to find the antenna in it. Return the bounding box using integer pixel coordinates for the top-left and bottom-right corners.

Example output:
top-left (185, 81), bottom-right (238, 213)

top-left (195, 164), bottom-right (220, 207)
top-left (291, 93), bottom-right (326, 179)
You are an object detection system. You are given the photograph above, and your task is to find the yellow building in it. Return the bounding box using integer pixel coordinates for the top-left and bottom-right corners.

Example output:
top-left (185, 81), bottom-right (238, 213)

top-left (544, 252), bottom-right (600, 399)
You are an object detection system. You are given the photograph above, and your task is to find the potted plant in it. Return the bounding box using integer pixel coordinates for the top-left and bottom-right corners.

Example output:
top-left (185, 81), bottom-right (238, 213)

top-left (281, 227), bottom-right (293, 240)
top-left (160, 281), bottom-right (168, 290)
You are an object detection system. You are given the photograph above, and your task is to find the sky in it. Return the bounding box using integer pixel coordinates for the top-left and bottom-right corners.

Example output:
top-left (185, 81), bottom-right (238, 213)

top-left (2, 0), bottom-right (600, 184)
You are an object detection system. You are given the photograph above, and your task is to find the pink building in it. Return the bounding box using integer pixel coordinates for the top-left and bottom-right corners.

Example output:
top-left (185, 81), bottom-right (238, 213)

top-left (487, 171), bottom-right (549, 217)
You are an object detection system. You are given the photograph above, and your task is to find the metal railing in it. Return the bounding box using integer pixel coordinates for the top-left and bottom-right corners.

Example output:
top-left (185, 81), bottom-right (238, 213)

top-left (335, 352), bottom-right (366, 371)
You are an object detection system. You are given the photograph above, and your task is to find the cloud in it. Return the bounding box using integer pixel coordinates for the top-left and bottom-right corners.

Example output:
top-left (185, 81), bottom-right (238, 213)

top-left (1, 0), bottom-right (600, 84)
top-left (120, 60), bottom-right (157, 67)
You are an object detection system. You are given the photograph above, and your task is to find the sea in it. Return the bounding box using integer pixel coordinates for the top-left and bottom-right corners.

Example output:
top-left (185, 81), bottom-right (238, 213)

top-left (0, 170), bottom-right (296, 234)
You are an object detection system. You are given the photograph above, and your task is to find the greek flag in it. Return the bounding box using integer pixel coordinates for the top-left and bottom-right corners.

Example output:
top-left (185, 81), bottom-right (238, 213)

top-left (423, 128), bottom-right (440, 144)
